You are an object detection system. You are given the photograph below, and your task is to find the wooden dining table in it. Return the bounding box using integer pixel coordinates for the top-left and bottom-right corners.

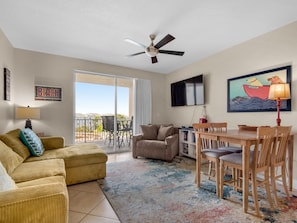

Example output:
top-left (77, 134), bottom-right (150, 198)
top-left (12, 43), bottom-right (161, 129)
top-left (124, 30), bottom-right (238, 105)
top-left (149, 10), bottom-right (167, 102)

top-left (195, 129), bottom-right (295, 213)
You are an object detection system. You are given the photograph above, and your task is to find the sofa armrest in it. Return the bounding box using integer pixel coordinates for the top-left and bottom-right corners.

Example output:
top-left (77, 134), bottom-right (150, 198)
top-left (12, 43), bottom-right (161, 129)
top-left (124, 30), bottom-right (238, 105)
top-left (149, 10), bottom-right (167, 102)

top-left (165, 133), bottom-right (178, 146)
top-left (133, 134), bottom-right (143, 142)
top-left (40, 137), bottom-right (65, 150)
top-left (0, 183), bottom-right (68, 223)
top-left (132, 134), bottom-right (144, 158)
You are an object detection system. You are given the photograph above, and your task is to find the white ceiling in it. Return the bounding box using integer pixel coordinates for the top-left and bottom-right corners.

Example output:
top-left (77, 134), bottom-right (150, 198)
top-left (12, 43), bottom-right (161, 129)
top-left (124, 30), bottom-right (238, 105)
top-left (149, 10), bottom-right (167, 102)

top-left (1, 1), bottom-right (297, 74)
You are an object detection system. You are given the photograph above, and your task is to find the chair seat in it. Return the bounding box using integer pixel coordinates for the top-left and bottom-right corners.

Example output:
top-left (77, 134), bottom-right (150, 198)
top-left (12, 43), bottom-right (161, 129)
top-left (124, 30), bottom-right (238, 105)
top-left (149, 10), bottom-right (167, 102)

top-left (219, 152), bottom-right (254, 166)
top-left (202, 149), bottom-right (232, 158)
top-left (218, 146), bottom-right (242, 153)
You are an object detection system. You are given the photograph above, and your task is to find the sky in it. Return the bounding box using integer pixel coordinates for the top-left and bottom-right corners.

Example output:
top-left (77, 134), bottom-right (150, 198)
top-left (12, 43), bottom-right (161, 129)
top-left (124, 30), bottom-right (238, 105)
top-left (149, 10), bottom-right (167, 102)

top-left (75, 82), bottom-right (129, 116)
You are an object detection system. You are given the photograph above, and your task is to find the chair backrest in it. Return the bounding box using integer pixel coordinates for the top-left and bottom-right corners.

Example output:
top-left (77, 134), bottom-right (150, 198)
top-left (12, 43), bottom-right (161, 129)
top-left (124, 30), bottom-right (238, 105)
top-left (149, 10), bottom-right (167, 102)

top-left (102, 116), bottom-right (114, 132)
top-left (193, 123), bottom-right (212, 150)
top-left (252, 126), bottom-right (275, 169)
top-left (238, 125), bottom-right (271, 132)
top-left (238, 125), bottom-right (259, 131)
top-left (210, 122), bottom-right (228, 148)
top-left (271, 126), bottom-right (292, 164)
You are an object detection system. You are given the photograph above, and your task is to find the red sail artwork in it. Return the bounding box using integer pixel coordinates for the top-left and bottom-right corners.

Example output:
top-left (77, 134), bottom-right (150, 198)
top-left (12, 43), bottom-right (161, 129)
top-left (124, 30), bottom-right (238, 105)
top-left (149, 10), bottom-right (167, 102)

top-left (243, 84), bottom-right (270, 100)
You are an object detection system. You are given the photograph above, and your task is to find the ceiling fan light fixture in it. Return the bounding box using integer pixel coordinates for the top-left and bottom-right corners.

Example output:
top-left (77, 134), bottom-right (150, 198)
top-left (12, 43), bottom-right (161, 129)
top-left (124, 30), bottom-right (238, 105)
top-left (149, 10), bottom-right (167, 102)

top-left (126, 34), bottom-right (184, 63)
top-left (145, 46), bottom-right (158, 57)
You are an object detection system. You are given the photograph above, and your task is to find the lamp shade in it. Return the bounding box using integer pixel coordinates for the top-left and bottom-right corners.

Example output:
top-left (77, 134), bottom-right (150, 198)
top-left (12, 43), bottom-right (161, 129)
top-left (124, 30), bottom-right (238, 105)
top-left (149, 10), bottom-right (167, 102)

top-left (268, 83), bottom-right (290, 100)
top-left (15, 106), bottom-right (40, 120)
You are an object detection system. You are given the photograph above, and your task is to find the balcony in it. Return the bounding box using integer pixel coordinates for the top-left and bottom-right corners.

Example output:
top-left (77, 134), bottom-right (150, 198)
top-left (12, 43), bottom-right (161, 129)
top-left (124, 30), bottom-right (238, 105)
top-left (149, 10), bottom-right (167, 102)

top-left (75, 117), bottom-right (132, 153)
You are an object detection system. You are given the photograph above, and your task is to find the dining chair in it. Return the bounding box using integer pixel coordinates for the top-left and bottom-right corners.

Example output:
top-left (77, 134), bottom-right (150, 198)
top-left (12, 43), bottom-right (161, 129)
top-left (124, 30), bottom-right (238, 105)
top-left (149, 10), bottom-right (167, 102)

top-left (270, 125), bottom-right (292, 207)
top-left (238, 125), bottom-right (259, 131)
top-left (101, 116), bottom-right (114, 144)
top-left (212, 122), bottom-right (243, 153)
top-left (101, 115), bottom-right (122, 147)
top-left (193, 122), bottom-right (234, 196)
top-left (219, 126), bottom-right (275, 216)
top-left (207, 123), bottom-right (242, 179)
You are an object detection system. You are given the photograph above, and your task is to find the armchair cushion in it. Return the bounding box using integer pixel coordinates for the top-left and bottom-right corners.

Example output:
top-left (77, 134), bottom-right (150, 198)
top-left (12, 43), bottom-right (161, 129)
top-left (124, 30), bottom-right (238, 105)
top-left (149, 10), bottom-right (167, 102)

top-left (140, 125), bottom-right (158, 140)
top-left (157, 125), bottom-right (174, 141)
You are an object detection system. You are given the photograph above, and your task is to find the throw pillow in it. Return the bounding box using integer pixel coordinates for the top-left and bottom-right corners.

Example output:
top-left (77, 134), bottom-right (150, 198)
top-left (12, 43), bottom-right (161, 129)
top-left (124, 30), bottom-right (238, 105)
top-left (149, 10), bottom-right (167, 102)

top-left (140, 125), bottom-right (158, 140)
top-left (0, 129), bottom-right (31, 159)
top-left (0, 161), bottom-right (17, 191)
top-left (0, 140), bottom-right (23, 174)
top-left (19, 128), bottom-right (44, 156)
top-left (157, 125), bottom-right (174, 141)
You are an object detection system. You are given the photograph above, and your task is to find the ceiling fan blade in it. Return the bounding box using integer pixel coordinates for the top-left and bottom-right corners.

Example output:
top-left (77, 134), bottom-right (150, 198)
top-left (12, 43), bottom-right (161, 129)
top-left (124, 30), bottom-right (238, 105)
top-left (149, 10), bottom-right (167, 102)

top-left (159, 50), bottom-right (184, 56)
top-left (127, 52), bottom-right (145, 57)
top-left (124, 38), bottom-right (146, 49)
top-left (151, 56), bottom-right (158, 64)
top-left (154, 34), bottom-right (175, 49)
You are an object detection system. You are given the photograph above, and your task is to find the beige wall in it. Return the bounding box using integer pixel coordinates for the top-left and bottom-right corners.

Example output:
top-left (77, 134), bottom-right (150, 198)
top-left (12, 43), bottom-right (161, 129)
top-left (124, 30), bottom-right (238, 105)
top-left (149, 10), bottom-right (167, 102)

top-left (1, 21), bottom-right (297, 188)
top-left (0, 29), bottom-right (166, 144)
top-left (166, 21), bottom-right (297, 187)
top-left (0, 29), bottom-right (15, 131)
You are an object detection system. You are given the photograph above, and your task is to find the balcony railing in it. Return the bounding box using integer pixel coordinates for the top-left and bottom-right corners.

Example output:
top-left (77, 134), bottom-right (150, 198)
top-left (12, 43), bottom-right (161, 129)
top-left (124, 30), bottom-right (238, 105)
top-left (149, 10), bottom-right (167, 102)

top-left (75, 118), bottom-right (104, 143)
top-left (75, 117), bottom-right (132, 144)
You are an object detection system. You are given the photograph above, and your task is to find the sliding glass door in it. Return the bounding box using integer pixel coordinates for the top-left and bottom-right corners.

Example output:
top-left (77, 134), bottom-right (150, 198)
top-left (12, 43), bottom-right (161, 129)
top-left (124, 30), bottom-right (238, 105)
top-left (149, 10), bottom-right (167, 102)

top-left (75, 71), bottom-right (133, 153)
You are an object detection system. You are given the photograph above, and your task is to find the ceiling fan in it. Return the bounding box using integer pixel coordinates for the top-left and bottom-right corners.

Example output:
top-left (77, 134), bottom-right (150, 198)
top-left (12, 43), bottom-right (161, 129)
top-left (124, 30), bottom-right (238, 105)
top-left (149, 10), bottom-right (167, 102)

top-left (125, 34), bottom-right (185, 64)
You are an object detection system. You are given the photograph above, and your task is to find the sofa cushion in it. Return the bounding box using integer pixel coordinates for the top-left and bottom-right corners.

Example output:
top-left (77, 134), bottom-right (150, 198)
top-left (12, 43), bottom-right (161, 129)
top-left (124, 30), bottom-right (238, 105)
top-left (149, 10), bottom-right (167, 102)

top-left (20, 128), bottom-right (44, 156)
top-left (0, 129), bottom-right (31, 159)
top-left (140, 125), bottom-right (158, 140)
top-left (11, 159), bottom-right (66, 183)
top-left (157, 125), bottom-right (174, 141)
top-left (16, 175), bottom-right (65, 188)
top-left (0, 161), bottom-right (17, 191)
top-left (26, 143), bottom-right (108, 168)
top-left (136, 140), bottom-right (167, 150)
top-left (0, 140), bottom-right (24, 174)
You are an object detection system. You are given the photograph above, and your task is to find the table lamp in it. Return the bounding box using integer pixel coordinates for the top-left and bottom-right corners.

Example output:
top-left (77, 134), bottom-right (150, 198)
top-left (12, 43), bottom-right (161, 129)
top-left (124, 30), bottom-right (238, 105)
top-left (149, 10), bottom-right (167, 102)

top-left (15, 106), bottom-right (40, 129)
top-left (268, 83), bottom-right (290, 126)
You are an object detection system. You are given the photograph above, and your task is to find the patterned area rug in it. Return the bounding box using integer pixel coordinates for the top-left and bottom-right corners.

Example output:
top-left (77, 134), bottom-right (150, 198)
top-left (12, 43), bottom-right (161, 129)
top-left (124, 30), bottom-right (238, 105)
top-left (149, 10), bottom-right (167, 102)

top-left (98, 157), bottom-right (297, 223)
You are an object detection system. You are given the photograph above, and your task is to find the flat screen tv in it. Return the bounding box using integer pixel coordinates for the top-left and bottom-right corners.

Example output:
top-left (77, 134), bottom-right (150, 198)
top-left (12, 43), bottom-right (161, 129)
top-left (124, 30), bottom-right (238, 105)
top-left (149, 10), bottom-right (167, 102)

top-left (171, 74), bottom-right (204, 107)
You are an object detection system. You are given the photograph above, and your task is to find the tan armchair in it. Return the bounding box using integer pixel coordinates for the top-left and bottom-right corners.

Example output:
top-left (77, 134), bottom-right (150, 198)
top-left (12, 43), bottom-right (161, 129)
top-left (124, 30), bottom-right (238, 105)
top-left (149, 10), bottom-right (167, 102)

top-left (132, 124), bottom-right (179, 162)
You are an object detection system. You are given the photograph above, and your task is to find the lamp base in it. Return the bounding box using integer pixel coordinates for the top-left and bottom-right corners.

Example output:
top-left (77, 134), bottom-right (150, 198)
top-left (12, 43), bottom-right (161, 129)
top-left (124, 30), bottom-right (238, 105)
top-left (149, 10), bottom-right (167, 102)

top-left (25, 119), bottom-right (32, 129)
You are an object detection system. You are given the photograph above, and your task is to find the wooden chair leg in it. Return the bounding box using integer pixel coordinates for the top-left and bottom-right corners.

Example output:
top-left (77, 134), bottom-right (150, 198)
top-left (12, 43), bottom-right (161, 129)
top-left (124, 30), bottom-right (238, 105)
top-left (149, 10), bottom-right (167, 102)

top-left (282, 166), bottom-right (290, 199)
top-left (265, 170), bottom-right (274, 210)
top-left (208, 161), bottom-right (212, 180)
top-left (215, 159), bottom-right (220, 196)
top-left (219, 160), bottom-right (224, 198)
top-left (271, 166), bottom-right (279, 206)
top-left (251, 171), bottom-right (260, 216)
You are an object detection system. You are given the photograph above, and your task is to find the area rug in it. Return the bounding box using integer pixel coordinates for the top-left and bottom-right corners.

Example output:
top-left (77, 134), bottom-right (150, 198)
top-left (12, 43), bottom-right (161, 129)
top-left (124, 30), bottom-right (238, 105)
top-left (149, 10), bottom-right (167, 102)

top-left (98, 157), bottom-right (297, 223)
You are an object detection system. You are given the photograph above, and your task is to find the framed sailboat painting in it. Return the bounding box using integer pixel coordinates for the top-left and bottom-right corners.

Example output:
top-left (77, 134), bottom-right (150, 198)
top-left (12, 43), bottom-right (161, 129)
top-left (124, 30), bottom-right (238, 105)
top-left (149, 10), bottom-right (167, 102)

top-left (227, 65), bottom-right (291, 112)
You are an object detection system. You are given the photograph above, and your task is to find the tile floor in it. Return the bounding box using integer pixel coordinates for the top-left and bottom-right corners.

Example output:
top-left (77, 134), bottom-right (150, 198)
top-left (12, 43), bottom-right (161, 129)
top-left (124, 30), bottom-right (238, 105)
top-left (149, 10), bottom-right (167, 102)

top-left (68, 152), bottom-right (133, 223)
top-left (68, 152), bottom-right (297, 223)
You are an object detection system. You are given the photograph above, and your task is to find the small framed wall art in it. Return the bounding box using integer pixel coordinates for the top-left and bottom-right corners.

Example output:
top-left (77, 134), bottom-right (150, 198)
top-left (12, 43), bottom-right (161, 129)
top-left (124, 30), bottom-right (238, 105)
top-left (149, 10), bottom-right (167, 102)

top-left (35, 85), bottom-right (62, 101)
top-left (4, 68), bottom-right (11, 101)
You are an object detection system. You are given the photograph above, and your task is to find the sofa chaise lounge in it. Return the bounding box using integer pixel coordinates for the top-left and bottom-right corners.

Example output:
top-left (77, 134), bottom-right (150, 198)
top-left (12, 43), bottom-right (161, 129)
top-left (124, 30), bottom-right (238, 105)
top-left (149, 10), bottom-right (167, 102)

top-left (0, 128), bottom-right (107, 223)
